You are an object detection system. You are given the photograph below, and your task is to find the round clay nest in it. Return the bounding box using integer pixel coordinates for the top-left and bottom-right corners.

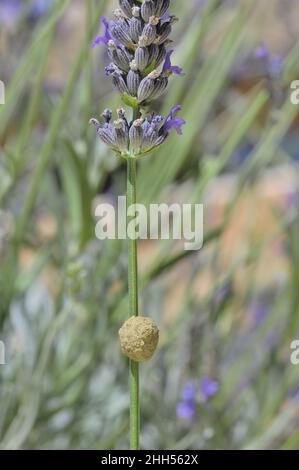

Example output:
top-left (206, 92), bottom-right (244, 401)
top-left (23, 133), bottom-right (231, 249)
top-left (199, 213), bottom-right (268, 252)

top-left (119, 316), bottom-right (159, 362)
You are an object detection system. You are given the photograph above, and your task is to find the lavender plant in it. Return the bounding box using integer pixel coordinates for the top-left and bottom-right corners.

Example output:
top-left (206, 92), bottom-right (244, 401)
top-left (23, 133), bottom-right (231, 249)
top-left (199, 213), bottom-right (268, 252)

top-left (89, 0), bottom-right (185, 450)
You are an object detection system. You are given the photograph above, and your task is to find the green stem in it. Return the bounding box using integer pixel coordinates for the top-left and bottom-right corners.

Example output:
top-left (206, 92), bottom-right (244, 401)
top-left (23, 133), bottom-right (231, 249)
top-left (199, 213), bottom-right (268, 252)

top-left (127, 106), bottom-right (140, 450)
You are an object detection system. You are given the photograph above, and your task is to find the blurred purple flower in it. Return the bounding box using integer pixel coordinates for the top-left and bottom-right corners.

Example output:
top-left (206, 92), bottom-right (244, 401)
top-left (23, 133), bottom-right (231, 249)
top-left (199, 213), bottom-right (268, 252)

top-left (29, 0), bottom-right (53, 19)
top-left (283, 190), bottom-right (298, 212)
top-left (254, 44), bottom-right (284, 80)
top-left (177, 380), bottom-right (196, 421)
top-left (289, 384), bottom-right (299, 400)
top-left (176, 401), bottom-right (196, 420)
top-left (268, 57), bottom-right (284, 79)
top-left (0, 0), bottom-right (21, 25)
top-left (254, 44), bottom-right (270, 60)
top-left (200, 377), bottom-right (219, 401)
top-left (177, 376), bottom-right (219, 420)
top-left (248, 299), bottom-right (269, 326)
top-left (0, 0), bottom-right (52, 25)
top-left (182, 381), bottom-right (196, 401)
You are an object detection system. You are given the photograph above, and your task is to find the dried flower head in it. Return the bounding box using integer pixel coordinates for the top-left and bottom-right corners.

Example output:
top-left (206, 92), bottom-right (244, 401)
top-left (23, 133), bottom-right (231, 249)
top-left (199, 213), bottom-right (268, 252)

top-left (119, 316), bottom-right (159, 361)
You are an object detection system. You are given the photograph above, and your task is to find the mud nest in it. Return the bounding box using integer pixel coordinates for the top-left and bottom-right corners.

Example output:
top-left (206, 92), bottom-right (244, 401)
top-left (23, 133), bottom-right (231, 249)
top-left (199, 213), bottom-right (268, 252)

top-left (119, 316), bottom-right (159, 362)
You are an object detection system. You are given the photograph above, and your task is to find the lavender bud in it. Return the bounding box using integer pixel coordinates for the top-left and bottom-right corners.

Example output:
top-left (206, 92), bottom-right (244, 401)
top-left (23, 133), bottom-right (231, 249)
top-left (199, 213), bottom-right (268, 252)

top-left (112, 70), bottom-right (129, 95)
top-left (141, 0), bottom-right (156, 23)
top-left (105, 63), bottom-right (117, 76)
top-left (102, 109), bottom-right (113, 123)
top-left (129, 17), bottom-right (143, 44)
top-left (97, 124), bottom-right (118, 148)
top-left (113, 119), bottom-right (129, 151)
top-left (99, 128), bottom-right (117, 147)
top-left (135, 47), bottom-right (150, 71)
top-left (117, 108), bottom-right (129, 132)
top-left (143, 132), bottom-right (157, 150)
top-left (140, 22), bottom-right (157, 46)
top-left (137, 69), bottom-right (162, 102)
top-left (156, 22), bottom-right (172, 45)
top-left (147, 44), bottom-right (160, 66)
top-left (108, 41), bottom-right (131, 72)
top-left (142, 123), bottom-right (159, 151)
top-left (156, 0), bottom-right (170, 17)
top-left (153, 134), bottom-right (167, 148)
top-left (127, 69), bottom-right (141, 97)
top-left (149, 76), bottom-right (168, 100)
top-left (129, 119), bottom-right (144, 154)
top-left (111, 22), bottom-right (135, 50)
top-left (119, 0), bottom-right (134, 18)
top-left (117, 108), bottom-right (126, 119)
top-left (137, 76), bottom-right (156, 102)
top-left (156, 45), bottom-right (167, 67)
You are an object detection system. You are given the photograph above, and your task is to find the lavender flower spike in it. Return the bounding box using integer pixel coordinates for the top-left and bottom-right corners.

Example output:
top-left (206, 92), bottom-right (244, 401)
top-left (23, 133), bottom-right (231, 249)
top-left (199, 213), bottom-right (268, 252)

top-left (90, 1), bottom-right (186, 159)
top-left (90, 0), bottom-right (182, 106)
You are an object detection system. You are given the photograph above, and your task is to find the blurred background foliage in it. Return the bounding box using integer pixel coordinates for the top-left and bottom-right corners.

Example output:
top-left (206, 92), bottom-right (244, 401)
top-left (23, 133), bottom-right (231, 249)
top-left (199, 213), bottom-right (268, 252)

top-left (1, 0), bottom-right (299, 450)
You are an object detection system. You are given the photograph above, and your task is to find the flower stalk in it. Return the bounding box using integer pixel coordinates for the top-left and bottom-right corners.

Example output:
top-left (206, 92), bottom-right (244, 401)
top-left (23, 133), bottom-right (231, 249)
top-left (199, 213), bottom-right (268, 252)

top-left (127, 106), bottom-right (140, 450)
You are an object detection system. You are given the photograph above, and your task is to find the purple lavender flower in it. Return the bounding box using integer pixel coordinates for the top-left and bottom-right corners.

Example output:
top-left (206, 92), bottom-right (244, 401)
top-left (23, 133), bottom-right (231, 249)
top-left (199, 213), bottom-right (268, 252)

top-left (163, 106), bottom-right (186, 135)
top-left (200, 377), bottom-right (219, 401)
top-left (163, 50), bottom-right (184, 76)
top-left (90, 17), bottom-right (114, 49)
